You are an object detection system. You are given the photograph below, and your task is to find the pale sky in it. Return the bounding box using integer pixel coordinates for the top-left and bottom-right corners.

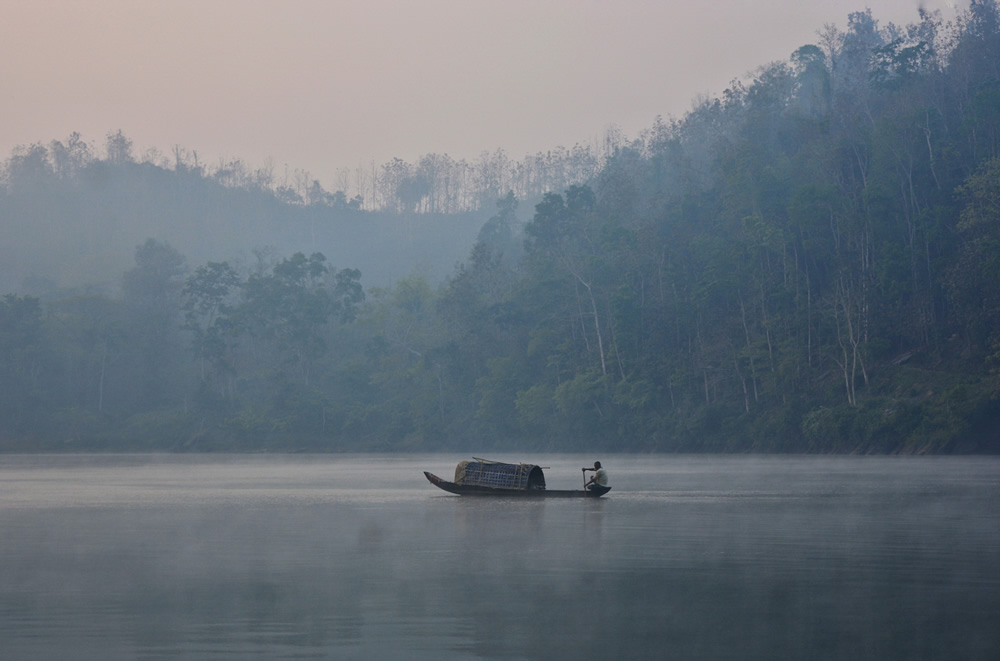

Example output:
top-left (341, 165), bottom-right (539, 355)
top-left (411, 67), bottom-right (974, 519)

top-left (2, 0), bottom-right (964, 189)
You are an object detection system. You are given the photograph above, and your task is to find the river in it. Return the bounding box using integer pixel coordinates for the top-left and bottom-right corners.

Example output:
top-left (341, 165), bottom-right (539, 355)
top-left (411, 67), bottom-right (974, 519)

top-left (1, 454), bottom-right (997, 660)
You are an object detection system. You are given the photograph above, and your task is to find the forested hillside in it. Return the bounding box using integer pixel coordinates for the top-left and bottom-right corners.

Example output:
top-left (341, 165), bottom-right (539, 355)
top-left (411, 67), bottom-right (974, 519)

top-left (0, 128), bottom-right (609, 292)
top-left (0, 137), bottom-right (490, 292)
top-left (2, 3), bottom-right (999, 453)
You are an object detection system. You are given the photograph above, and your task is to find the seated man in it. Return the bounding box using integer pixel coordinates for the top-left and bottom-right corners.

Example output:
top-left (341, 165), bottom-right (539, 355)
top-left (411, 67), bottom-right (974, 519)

top-left (583, 461), bottom-right (609, 491)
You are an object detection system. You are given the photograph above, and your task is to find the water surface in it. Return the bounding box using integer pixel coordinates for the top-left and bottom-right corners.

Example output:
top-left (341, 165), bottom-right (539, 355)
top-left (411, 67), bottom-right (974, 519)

top-left (2, 454), bottom-right (997, 660)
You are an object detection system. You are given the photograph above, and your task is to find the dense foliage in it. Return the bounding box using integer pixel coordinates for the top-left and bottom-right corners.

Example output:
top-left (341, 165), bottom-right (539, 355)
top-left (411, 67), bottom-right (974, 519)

top-left (2, 3), bottom-right (1000, 452)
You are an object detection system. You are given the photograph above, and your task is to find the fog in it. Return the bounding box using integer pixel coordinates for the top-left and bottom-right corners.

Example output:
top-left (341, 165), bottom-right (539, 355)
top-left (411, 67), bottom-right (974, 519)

top-left (1, 1), bottom-right (966, 189)
top-left (0, 0), bottom-right (972, 293)
top-left (3, 3), bottom-right (999, 655)
top-left (2, 455), bottom-right (998, 660)
top-left (3, 1), bottom-right (999, 453)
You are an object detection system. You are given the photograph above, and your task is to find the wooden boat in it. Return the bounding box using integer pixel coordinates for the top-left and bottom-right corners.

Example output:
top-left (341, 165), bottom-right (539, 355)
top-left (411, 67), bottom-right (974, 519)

top-left (423, 458), bottom-right (611, 498)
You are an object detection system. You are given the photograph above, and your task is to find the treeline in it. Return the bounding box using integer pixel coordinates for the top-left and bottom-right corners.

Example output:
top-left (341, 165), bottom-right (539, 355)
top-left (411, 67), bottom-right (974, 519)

top-left (0, 243), bottom-right (364, 450)
top-left (3, 126), bottom-right (610, 215)
top-left (3, 3), bottom-right (1000, 453)
top-left (0, 137), bottom-right (493, 292)
top-left (0, 129), bottom-right (606, 292)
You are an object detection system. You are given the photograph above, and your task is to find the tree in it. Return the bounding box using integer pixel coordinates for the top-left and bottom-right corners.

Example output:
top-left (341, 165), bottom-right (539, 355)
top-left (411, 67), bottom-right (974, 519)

top-left (4, 143), bottom-right (54, 193)
top-left (120, 239), bottom-right (188, 411)
top-left (948, 157), bottom-right (1000, 356)
top-left (791, 45), bottom-right (831, 118)
top-left (524, 185), bottom-right (612, 378)
top-left (105, 130), bottom-right (134, 165)
top-left (182, 261), bottom-right (242, 398)
top-left (0, 295), bottom-right (43, 436)
top-left (46, 294), bottom-right (123, 417)
top-left (49, 132), bottom-right (93, 179)
top-left (475, 191), bottom-right (523, 264)
top-left (240, 252), bottom-right (331, 386)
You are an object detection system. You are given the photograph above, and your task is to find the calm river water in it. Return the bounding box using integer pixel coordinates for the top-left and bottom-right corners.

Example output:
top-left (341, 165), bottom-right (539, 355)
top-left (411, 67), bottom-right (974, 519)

top-left (1, 454), bottom-right (997, 660)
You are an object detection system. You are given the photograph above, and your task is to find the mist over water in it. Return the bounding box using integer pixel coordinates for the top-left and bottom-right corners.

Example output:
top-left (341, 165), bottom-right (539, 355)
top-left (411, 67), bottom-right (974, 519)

top-left (2, 454), bottom-right (998, 660)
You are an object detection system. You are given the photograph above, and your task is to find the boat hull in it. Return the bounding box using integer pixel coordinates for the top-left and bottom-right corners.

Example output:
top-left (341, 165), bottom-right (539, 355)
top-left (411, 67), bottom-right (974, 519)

top-left (424, 471), bottom-right (610, 498)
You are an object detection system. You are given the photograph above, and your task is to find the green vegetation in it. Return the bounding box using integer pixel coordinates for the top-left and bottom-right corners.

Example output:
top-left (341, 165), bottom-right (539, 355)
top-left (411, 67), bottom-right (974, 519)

top-left (2, 3), bottom-right (1000, 453)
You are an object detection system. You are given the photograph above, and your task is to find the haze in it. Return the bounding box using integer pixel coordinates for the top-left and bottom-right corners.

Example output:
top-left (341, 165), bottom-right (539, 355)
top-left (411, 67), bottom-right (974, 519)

top-left (2, 0), bottom-right (964, 188)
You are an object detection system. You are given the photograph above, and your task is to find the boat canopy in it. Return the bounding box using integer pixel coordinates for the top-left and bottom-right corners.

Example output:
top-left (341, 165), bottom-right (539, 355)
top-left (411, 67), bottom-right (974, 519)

top-left (454, 460), bottom-right (546, 491)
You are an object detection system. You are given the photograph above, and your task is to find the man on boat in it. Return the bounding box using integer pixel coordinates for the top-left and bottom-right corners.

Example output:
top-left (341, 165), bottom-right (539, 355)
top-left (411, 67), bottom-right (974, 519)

top-left (583, 461), bottom-right (609, 491)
